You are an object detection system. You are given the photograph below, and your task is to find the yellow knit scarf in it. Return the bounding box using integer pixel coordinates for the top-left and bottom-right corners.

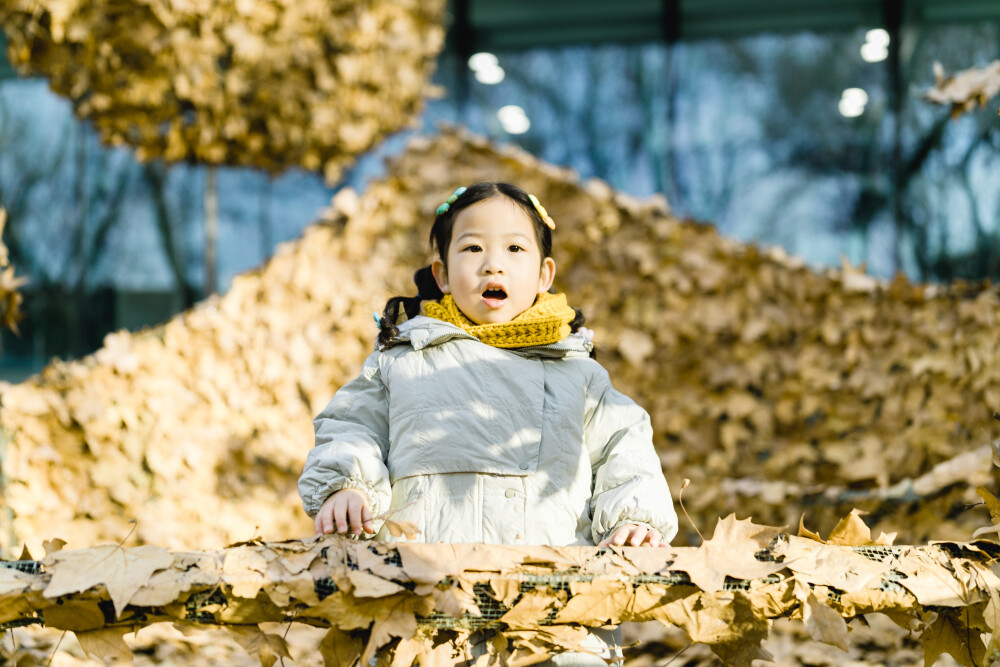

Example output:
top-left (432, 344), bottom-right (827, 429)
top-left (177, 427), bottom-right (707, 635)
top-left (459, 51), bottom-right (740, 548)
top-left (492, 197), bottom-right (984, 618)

top-left (422, 293), bottom-right (576, 349)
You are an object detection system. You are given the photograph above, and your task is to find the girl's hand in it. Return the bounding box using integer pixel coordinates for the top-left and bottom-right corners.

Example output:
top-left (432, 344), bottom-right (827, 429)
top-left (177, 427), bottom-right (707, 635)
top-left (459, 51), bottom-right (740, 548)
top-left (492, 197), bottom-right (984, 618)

top-left (599, 523), bottom-right (665, 548)
top-left (315, 488), bottom-right (374, 536)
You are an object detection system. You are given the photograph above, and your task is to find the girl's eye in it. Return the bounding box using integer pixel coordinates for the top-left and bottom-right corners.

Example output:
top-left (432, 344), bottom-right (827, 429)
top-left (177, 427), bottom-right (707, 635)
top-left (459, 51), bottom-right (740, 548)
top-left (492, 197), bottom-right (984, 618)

top-left (508, 245), bottom-right (524, 252)
top-left (463, 245), bottom-right (482, 253)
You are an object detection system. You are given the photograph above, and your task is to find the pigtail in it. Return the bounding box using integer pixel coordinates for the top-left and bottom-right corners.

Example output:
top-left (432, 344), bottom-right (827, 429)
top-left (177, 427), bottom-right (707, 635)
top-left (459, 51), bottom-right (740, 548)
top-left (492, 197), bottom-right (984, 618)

top-left (376, 265), bottom-right (445, 349)
top-left (568, 306), bottom-right (597, 359)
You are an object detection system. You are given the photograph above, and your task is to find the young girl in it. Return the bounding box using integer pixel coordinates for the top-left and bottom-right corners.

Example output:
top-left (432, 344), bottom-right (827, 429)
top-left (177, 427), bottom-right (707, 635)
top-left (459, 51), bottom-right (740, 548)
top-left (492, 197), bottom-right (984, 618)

top-left (299, 182), bottom-right (677, 663)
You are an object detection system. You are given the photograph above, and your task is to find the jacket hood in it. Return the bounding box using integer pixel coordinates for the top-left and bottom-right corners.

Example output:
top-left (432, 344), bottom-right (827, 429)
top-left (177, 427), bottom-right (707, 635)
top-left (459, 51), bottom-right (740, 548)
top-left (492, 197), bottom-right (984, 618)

top-left (387, 315), bottom-right (593, 358)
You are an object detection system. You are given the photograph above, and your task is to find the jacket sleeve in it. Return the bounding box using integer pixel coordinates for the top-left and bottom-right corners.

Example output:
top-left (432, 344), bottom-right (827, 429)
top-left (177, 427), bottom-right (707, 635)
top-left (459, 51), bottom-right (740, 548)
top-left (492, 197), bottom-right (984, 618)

top-left (584, 363), bottom-right (678, 544)
top-left (298, 351), bottom-right (392, 520)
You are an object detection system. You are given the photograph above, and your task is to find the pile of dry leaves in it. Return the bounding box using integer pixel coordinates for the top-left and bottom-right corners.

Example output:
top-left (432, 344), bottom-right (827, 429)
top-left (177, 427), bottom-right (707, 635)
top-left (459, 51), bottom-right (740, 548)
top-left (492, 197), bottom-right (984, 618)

top-left (2, 510), bottom-right (999, 667)
top-left (0, 0), bottom-right (446, 180)
top-left (1, 127), bottom-right (998, 563)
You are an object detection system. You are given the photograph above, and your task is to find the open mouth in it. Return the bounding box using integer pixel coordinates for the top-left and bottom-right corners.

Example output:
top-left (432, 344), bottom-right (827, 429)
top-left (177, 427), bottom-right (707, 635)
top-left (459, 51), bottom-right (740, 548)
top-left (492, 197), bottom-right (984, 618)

top-left (482, 286), bottom-right (508, 308)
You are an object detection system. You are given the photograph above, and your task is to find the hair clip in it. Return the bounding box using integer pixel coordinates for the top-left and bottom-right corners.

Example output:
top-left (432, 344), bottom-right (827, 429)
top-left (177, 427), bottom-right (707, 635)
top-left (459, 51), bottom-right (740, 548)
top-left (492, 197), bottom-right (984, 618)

top-left (528, 194), bottom-right (556, 230)
top-left (435, 186), bottom-right (468, 216)
top-left (373, 311), bottom-right (382, 327)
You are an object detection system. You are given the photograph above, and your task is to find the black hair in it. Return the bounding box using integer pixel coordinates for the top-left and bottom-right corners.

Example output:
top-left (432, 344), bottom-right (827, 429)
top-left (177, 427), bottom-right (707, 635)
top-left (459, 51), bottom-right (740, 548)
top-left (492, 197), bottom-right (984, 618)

top-left (377, 181), bottom-right (588, 350)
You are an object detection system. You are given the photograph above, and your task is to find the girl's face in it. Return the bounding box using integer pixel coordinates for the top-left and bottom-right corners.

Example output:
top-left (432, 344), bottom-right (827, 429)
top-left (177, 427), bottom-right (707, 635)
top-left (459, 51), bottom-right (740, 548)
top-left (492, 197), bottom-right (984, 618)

top-left (431, 197), bottom-right (556, 325)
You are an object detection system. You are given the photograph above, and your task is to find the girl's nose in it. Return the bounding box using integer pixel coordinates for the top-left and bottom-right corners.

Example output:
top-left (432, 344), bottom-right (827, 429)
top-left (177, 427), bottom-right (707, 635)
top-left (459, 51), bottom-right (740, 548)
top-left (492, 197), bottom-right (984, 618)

top-left (482, 254), bottom-right (504, 274)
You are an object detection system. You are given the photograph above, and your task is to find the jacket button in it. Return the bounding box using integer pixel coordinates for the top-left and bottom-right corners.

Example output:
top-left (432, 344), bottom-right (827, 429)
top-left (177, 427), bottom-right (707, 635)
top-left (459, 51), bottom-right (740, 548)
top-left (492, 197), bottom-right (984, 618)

top-left (519, 462), bottom-right (530, 470)
top-left (505, 489), bottom-right (516, 498)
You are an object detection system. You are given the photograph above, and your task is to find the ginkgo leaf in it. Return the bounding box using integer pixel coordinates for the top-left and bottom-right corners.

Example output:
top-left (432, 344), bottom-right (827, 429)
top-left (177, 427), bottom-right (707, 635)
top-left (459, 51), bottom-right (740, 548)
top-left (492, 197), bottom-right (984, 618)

top-left (44, 543), bottom-right (174, 617)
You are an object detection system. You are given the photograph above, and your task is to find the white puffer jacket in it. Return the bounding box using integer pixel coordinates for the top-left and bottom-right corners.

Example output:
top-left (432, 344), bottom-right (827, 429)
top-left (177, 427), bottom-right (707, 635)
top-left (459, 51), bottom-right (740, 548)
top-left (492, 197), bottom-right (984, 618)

top-left (299, 316), bottom-right (677, 546)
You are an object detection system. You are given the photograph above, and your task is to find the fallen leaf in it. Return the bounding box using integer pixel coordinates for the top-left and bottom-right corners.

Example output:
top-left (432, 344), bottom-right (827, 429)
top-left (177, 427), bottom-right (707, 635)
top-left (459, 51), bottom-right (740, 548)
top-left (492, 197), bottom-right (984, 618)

top-left (397, 542), bottom-right (460, 584)
top-left (802, 591), bottom-right (849, 651)
top-left (501, 588), bottom-right (566, 630)
top-left (826, 509), bottom-right (875, 546)
top-left (780, 536), bottom-right (893, 593)
top-left (360, 594), bottom-right (426, 665)
top-left (553, 580), bottom-right (632, 625)
top-left (668, 515), bottom-right (786, 592)
top-left (76, 626), bottom-right (133, 662)
top-left (43, 538), bottom-right (67, 555)
top-left (42, 599), bottom-right (106, 632)
top-left (347, 569), bottom-right (406, 598)
top-left (44, 543), bottom-right (174, 617)
top-left (895, 549), bottom-right (978, 606)
top-left (922, 610), bottom-right (987, 667)
top-left (223, 546), bottom-right (269, 599)
top-left (319, 627), bottom-right (363, 667)
top-left (227, 624), bottom-right (292, 667)
top-left (385, 519), bottom-right (421, 540)
top-left (978, 487), bottom-right (1000, 524)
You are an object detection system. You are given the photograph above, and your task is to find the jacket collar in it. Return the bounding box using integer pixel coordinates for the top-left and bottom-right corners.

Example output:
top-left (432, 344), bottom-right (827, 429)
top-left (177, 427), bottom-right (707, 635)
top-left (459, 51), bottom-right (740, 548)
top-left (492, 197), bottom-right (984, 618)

top-left (389, 316), bottom-right (593, 358)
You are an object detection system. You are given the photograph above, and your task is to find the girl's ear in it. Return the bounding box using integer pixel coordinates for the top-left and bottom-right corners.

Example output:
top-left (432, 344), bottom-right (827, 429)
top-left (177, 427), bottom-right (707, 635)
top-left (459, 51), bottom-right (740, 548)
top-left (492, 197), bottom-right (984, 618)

top-left (431, 257), bottom-right (450, 294)
top-left (537, 257), bottom-right (556, 293)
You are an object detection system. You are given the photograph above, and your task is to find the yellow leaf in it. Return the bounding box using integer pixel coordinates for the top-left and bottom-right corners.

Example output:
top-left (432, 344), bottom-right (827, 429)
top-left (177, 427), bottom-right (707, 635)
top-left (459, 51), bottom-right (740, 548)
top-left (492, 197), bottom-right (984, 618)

top-left (227, 625), bottom-right (292, 667)
top-left (826, 509), bottom-right (874, 546)
top-left (803, 592), bottom-right (849, 651)
top-left (385, 518), bottom-right (420, 540)
top-left (42, 538), bottom-right (67, 556)
top-left (319, 627), bottom-right (362, 667)
top-left (668, 514), bottom-right (786, 592)
top-left (977, 487), bottom-right (1000, 524)
top-left (922, 611), bottom-right (986, 667)
top-left (76, 627), bottom-right (133, 662)
top-left (44, 543), bottom-right (174, 617)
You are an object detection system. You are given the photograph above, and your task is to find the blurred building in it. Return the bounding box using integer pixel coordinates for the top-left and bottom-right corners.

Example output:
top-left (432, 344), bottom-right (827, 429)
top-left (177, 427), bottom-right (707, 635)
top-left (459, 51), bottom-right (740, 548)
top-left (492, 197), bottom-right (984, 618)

top-left (0, 0), bottom-right (998, 379)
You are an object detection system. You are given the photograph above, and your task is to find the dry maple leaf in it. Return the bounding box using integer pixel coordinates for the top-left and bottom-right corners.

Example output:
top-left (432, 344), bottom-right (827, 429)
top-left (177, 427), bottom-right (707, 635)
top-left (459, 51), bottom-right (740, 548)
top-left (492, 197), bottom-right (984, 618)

top-left (385, 518), bottom-right (421, 540)
top-left (227, 624), bottom-right (292, 667)
top-left (802, 591), bottom-right (849, 651)
top-left (668, 515), bottom-right (786, 592)
top-left (43, 543), bottom-right (174, 617)
top-left (75, 626), bottom-right (133, 662)
top-left (553, 580), bottom-right (632, 625)
top-left (319, 627), bottom-right (363, 667)
top-left (922, 610), bottom-right (987, 667)
top-left (41, 538), bottom-right (67, 555)
top-left (977, 487), bottom-right (1000, 524)
top-left (360, 594), bottom-right (427, 665)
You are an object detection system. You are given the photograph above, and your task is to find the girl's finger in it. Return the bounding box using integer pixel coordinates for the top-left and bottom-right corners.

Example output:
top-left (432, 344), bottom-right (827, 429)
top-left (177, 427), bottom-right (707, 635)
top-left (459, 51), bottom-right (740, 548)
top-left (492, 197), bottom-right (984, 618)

top-left (348, 495), bottom-right (364, 535)
top-left (314, 512), bottom-right (322, 535)
top-left (361, 501), bottom-right (374, 534)
top-left (319, 504), bottom-right (334, 535)
top-left (647, 529), bottom-right (661, 548)
top-left (333, 500), bottom-right (349, 534)
top-left (611, 527), bottom-right (630, 546)
top-left (629, 525), bottom-right (648, 547)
